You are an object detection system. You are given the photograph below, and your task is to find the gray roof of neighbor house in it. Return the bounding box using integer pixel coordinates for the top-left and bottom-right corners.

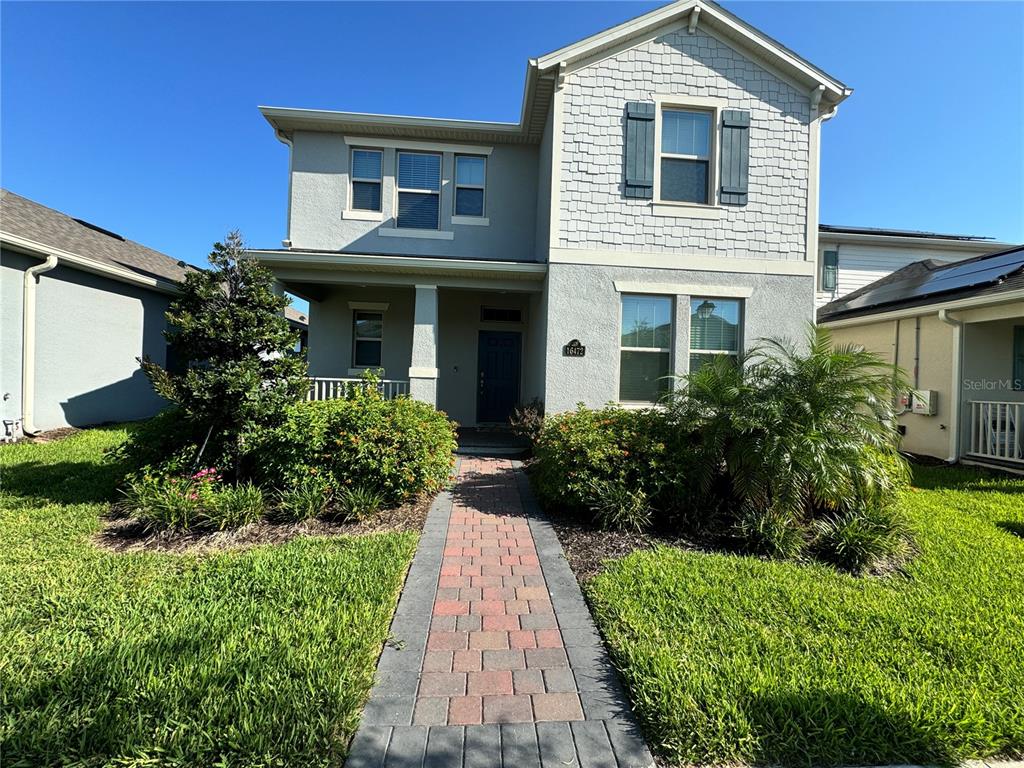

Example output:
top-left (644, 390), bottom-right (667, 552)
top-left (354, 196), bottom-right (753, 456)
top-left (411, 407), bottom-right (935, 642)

top-left (819, 224), bottom-right (993, 242)
top-left (0, 189), bottom-right (192, 285)
top-left (818, 244), bottom-right (1024, 323)
top-left (285, 306), bottom-right (308, 327)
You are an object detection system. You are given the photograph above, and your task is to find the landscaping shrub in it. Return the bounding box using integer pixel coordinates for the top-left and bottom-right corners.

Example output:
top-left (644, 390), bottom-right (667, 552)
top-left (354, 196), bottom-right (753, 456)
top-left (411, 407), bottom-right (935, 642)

top-left (204, 482), bottom-right (265, 529)
top-left (123, 470), bottom-right (263, 531)
top-left (814, 502), bottom-right (911, 573)
top-left (509, 398), bottom-right (545, 445)
top-left (336, 485), bottom-right (386, 522)
top-left (532, 405), bottom-right (677, 514)
top-left (734, 504), bottom-right (806, 560)
top-left (276, 475), bottom-right (333, 522)
top-left (589, 479), bottom-right (653, 533)
top-left (254, 383), bottom-right (456, 506)
top-left (108, 408), bottom-right (205, 478)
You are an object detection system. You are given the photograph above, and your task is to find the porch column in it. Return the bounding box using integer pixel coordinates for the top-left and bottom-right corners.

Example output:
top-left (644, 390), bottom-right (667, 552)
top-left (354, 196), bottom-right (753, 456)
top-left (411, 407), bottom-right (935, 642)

top-left (409, 284), bottom-right (439, 406)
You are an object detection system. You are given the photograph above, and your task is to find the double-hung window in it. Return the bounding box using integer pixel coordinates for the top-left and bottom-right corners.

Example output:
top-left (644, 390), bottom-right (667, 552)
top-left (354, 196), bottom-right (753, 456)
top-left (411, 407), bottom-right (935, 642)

top-left (619, 294), bottom-right (673, 403)
top-left (689, 297), bottom-right (742, 372)
top-left (454, 155), bottom-right (486, 217)
top-left (353, 311), bottom-right (383, 368)
top-left (660, 108), bottom-right (712, 204)
top-left (351, 149), bottom-right (383, 212)
top-left (396, 151), bottom-right (441, 229)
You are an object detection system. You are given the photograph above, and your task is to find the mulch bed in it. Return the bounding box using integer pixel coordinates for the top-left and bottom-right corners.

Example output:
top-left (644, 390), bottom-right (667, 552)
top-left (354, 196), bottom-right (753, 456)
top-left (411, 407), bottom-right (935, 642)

top-left (94, 495), bottom-right (432, 555)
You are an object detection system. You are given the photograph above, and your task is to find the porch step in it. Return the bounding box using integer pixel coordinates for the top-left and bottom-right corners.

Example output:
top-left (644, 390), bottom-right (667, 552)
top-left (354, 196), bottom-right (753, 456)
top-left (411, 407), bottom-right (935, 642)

top-left (455, 427), bottom-right (530, 458)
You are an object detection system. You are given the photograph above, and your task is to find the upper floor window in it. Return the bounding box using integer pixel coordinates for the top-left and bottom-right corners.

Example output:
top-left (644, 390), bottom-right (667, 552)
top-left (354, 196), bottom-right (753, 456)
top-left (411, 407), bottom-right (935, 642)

top-left (353, 310), bottom-right (383, 367)
top-left (822, 250), bottom-right (839, 291)
top-left (689, 297), bottom-right (742, 373)
top-left (454, 155), bottom-right (486, 217)
top-left (620, 294), bottom-right (673, 403)
top-left (351, 149), bottom-right (383, 212)
top-left (660, 108), bottom-right (712, 205)
top-left (396, 151), bottom-right (441, 229)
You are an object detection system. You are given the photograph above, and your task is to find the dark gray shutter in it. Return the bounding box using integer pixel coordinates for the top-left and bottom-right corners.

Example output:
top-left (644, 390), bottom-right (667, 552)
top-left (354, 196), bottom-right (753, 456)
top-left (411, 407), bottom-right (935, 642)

top-left (624, 102), bottom-right (655, 199)
top-left (719, 110), bottom-right (750, 206)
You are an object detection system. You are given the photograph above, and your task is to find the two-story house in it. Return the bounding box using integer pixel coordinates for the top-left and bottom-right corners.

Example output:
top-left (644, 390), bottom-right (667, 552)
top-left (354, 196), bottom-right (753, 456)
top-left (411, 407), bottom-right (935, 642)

top-left (250, 0), bottom-right (852, 426)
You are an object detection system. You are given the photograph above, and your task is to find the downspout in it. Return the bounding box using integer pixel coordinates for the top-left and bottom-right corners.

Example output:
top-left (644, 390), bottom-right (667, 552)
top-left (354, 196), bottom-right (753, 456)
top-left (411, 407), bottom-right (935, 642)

top-left (21, 253), bottom-right (59, 435)
top-left (274, 127), bottom-right (294, 248)
top-left (938, 309), bottom-right (963, 463)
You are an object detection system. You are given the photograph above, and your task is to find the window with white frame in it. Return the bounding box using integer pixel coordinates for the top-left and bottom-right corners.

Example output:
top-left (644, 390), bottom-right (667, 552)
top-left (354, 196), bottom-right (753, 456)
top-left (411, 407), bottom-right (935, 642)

top-left (352, 311), bottom-right (383, 367)
top-left (619, 294), bottom-right (673, 403)
top-left (689, 297), bottom-right (742, 372)
top-left (454, 155), bottom-right (486, 217)
top-left (660, 108), bottom-right (713, 204)
top-left (351, 149), bottom-right (383, 212)
top-left (396, 151), bottom-right (441, 229)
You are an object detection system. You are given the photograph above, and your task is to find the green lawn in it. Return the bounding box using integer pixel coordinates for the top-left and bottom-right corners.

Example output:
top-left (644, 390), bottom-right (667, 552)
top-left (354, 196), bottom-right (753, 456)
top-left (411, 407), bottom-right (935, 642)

top-left (587, 465), bottom-right (1024, 767)
top-left (0, 428), bottom-right (417, 768)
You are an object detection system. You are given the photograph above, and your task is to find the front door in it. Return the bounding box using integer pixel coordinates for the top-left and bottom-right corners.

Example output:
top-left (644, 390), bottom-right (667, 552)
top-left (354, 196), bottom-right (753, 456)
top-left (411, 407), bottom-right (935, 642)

top-left (477, 331), bottom-right (521, 424)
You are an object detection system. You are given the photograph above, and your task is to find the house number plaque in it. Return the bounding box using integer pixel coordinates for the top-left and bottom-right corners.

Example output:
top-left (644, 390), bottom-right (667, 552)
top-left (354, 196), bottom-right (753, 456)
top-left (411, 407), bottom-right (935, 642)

top-left (563, 339), bottom-right (586, 357)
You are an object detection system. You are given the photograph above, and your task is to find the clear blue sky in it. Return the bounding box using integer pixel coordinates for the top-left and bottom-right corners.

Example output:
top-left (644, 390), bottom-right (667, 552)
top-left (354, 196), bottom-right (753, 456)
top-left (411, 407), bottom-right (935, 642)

top-left (3, 0), bottom-right (1022, 273)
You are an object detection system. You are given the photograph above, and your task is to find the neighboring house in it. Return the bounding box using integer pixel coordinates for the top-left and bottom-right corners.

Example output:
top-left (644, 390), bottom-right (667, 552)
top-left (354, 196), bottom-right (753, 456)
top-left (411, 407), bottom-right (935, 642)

top-left (251, 0), bottom-right (853, 427)
top-left (0, 190), bottom-right (191, 437)
top-left (820, 245), bottom-right (1024, 468)
top-left (815, 224), bottom-right (1012, 308)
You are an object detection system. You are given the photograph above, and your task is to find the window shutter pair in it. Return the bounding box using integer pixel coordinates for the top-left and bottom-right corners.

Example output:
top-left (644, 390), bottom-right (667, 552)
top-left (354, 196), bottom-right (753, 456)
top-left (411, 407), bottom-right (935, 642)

top-left (623, 102), bottom-right (750, 205)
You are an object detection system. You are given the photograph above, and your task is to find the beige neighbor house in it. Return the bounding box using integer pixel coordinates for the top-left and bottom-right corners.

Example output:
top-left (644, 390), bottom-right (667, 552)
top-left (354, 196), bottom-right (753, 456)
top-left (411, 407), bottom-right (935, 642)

top-left (819, 245), bottom-right (1024, 469)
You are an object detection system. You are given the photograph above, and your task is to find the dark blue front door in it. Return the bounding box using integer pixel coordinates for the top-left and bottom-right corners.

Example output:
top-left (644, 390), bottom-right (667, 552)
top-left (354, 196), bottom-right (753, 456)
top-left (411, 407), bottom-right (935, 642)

top-left (477, 331), bottom-right (521, 424)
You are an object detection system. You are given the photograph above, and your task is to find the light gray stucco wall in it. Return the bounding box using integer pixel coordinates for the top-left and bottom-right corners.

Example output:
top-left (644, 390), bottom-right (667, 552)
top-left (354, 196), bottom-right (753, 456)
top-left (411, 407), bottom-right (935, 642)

top-left (1, 248), bottom-right (30, 431)
top-left (289, 132), bottom-right (540, 261)
top-left (543, 262), bottom-right (813, 413)
top-left (559, 25), bottom-right (811, 260)
top-left (307, 285), bottom-right (415, 380)
top-left (17, 261), bottom-right (171, 430)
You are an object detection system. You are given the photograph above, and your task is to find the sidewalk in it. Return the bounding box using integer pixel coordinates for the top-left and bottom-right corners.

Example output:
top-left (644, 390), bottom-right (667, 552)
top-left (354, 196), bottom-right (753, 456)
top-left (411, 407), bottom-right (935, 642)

top-left (346, 456), bottom-right (654, 767)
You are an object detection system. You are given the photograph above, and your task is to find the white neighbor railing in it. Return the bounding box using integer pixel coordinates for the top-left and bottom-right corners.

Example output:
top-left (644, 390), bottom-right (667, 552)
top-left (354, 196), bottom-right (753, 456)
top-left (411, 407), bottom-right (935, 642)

top-left (968, 401), bottom-right (1023, 464)
top-left (307, 377), bottom-right (410, 401)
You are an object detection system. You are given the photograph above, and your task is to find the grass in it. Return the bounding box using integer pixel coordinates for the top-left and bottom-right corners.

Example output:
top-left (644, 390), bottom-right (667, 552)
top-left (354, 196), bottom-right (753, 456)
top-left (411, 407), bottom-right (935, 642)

top-left (0, 427), bottom-right (417, 767)
top-left (586, 464), bottom-right (1024, 767)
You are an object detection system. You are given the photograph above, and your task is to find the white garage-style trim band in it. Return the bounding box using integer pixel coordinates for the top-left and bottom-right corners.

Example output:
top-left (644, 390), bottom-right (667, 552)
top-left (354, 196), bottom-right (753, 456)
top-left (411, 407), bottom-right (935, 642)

top-left (614, 281), bottom-right (754, 297)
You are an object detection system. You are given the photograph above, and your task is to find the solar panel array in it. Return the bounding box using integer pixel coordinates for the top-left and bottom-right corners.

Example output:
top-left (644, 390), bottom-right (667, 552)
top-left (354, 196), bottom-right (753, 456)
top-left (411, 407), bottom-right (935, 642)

top-left (841, 249), bottom-right (1024, 312)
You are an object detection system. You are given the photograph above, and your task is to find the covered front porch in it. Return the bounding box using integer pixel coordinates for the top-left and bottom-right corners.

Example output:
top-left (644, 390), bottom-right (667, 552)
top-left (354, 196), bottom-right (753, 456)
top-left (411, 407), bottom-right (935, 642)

top-left (259, 250), bottom-right (547, 427)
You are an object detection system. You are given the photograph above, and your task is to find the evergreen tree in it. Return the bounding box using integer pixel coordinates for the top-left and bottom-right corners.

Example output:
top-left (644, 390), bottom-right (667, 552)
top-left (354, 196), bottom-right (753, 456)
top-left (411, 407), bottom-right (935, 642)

top-left (141, 231), bottom-right (307, 479)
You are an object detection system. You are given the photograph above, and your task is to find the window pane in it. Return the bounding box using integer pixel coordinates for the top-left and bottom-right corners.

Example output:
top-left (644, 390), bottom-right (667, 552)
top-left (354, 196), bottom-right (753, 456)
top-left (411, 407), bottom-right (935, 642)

top-left (354, 312), bottom-right (382, 339)
top-left (455, 156), bottom-right (486, 186)
top-left (354, 340), bottom-right (382, 367)
top-left (689, 353), bottom-right (738, 374)
top-left (397, 191), bottom-right (440, 229)
top-left (690, 298), bottom-right (741, 352)
top-left (398, 152), bottom-right (441, 191)
top-left (661, 158), bottom-right (708, 204)
top-left (352, 181), bottom-right (381, 212)
top-left (352, 150), bottom-right (382, 180)
top-left (455, 188), bottom-right (484, 216)
top-left (621, 295), bottom-right (672, 348)
top-left (662, 110), bottom-right (710, 157)
top-left (619, 351), bottom-right (671, 402)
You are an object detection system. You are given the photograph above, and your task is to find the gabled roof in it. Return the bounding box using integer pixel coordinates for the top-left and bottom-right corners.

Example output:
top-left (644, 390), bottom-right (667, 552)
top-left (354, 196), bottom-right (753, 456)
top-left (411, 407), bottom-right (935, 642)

top-left (819, 224), bottom-right (992, 242)
top-left (261, 0), bottom-right (849, 146)
top-left (818, 244), bottom-right (1024, 323)
top-left (0, 189), bottom-right (192, 289)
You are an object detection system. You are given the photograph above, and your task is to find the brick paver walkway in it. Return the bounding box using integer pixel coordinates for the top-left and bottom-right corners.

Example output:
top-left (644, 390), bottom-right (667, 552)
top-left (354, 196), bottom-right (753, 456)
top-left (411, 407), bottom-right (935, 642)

top-left (346, 457), bottom-right (654, 767)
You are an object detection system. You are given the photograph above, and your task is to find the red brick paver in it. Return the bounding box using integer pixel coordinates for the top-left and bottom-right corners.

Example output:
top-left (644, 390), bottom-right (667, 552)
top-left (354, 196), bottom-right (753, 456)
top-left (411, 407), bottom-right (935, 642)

top-left (413, 457), bottom-right (582, 725)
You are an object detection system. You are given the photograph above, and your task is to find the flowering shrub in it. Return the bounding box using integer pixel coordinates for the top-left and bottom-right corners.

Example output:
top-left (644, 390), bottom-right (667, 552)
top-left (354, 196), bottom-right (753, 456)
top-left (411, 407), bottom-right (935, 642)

top-left (253, 385), bottom-right (457, 506)
top-left (122, 468), bottom-right (264, 530)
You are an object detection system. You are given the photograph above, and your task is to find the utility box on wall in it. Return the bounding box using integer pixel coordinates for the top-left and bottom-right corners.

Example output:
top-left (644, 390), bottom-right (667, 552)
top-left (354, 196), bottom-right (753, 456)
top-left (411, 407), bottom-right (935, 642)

top-left (912, 390), bottom-right (937, 416)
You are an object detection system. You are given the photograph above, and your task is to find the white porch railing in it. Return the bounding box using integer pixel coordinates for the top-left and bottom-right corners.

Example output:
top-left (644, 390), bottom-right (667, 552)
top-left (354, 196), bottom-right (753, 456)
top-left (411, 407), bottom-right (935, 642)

top-left (968, 400), bottom-right (1024, 464)
top-left (307, 377), bottom-right (410, 401)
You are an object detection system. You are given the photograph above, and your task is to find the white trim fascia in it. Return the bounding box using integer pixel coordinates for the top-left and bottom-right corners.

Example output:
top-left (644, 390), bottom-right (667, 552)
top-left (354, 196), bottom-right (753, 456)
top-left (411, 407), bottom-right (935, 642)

top-left (408, 366), bottom-right (439, 379)
top-left (344, 135), bottom-right (493, 155)
top-left (249, 249), bottom-right (548, 278)
top-left (378, 228), bottom-right (454, 241)
top-left (262, 106), bottom-right (520, 136)
top-left (452, 216), bottom-right (490, 227)
top-left (342, 209), bottom-right (384, 221)
top-left (821, 290), bottom-right (1024, 328)
top-left (817, 231), bottom-right (1015, 252)
top-left (550, 247), bottom-right (816, 276)
top-left (348, 301), bottom-right (390, 311)
top-left (0, 232), bottom-right (182, 295)
top-left (536, 0), bottom-right (849, 101)
top-left (614, 280), bottom-right (753, 297)
top-left (547, 66), bottom-right (565, 252)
